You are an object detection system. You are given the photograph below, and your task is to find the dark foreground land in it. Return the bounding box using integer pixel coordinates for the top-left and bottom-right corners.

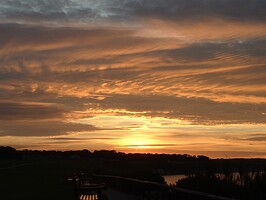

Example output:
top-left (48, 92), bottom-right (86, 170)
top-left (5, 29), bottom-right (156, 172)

top-left (0, 159), bottom-right (79, 200)
top-left (0, 146), bottom-right (266, 200)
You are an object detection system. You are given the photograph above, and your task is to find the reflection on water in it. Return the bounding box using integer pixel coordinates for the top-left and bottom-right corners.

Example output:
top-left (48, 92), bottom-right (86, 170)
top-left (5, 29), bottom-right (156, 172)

top-left (163, 172), bottom-right (262, 185)
top-left (163, 175), bottom-right (187, 185)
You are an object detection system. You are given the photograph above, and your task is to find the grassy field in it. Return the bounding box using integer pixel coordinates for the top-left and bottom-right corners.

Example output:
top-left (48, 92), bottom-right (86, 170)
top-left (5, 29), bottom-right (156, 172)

top-left (0, 159), bottom-right (94, 200)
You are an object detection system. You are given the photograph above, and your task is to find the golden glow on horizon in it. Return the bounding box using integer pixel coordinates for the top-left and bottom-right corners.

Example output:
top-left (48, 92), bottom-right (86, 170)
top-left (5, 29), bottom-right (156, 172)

top-left (118, 134), bottom-right (158, 149)
top-left (0, 1), bottom-right (265, 158)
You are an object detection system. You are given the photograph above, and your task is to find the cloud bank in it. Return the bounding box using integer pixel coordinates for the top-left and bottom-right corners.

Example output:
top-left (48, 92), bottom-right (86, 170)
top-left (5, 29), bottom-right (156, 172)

top-left (1, 0), bottom-right (265, 25)
top-left (0, 0), bottom-right (265, 157)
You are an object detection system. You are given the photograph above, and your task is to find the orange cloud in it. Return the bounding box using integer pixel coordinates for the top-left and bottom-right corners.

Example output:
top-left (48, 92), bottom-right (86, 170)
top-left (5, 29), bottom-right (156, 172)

top-left (0, 0), bottom-right (266, 157)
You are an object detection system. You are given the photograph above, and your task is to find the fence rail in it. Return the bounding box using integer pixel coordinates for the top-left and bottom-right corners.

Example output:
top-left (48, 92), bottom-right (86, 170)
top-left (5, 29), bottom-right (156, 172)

top-left (92, 174), bottom-right (238, 200)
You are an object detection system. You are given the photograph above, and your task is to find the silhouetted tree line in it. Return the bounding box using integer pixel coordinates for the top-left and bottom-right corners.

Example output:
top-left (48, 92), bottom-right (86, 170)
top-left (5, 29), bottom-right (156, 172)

top-left (0, 146), bottom-right (19, 159)
top-left (1, 146), bottom-right (265, 178)
top-left (0, 146), bottom-right (209, 161)
top-left (1, 146), bottom-right (266, 197)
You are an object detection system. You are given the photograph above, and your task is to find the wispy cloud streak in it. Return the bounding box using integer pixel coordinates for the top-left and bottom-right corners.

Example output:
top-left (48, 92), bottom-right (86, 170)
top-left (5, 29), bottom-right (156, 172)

top-left (0, 0), bottom-right (265, 157)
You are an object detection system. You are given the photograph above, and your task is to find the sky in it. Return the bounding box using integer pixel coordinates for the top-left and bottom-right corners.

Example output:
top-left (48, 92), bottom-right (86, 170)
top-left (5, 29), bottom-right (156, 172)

top-left (0, 0), bottom-right (266, 158)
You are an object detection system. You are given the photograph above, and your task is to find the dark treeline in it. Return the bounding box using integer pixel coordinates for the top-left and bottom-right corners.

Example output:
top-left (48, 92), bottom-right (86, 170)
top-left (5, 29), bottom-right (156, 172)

top-left (0, 146), bottom-right (209, 183)
top-left (0, 146), bottom-right (209, 161)
top-left (1, 146), bottom-right (266, 199)
top-left (1, 146), bottom-right (266, 175)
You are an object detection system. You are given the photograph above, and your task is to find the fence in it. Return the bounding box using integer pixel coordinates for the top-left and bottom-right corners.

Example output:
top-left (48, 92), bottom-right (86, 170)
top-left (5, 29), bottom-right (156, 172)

top-left (92, 174), bottom-right (238, 200)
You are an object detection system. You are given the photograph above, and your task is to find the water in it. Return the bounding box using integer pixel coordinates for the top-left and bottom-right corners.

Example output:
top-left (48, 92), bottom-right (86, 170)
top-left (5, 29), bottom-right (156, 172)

top-left (163, 172), bottom-right (261, 185)
top-left (163, 175), bottom-right (187, 185)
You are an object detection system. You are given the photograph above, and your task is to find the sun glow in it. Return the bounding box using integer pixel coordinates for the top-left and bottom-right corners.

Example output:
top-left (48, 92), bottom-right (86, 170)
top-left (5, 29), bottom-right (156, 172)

top-left (118, 134), bottom-right (157, 149)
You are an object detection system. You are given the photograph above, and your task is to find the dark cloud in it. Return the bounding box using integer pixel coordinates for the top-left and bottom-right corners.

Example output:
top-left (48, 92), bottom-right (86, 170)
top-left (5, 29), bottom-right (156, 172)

top-left (57, 67), bottom-right (141, 83)
top-left (0, 102), bottom-right (67, 120)
top-left (0, 0), bottom-right (265, 24)
top-left (0, 0), bottom-right (98, 24)
top-left (127, 0), bottom-right (266, 22)
top-left (145, 39), bottom-right (266, 63)
top-left (0, 23), bottom-right (133, 47)
top-left (244, 136), bottom-right (266, 141)
top-left (98, 94), bottom-right (266, 124)
top-left (0, 24), bottom-right (265, 73)
top-left (185, 65), bottom-right (266, 93)
top-left (0, 23), bottom-right (157, 72)
top-left (1, 90), bottom-right (264, 125)
top-left (0, 120), bottom-right (99, 137)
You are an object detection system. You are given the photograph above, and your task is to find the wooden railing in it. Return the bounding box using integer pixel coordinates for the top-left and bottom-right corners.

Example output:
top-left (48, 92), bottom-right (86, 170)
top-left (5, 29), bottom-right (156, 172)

top-left (68, 175), bottom-right (105, 200)
top-left (92, 174), bottom-right (239, 200)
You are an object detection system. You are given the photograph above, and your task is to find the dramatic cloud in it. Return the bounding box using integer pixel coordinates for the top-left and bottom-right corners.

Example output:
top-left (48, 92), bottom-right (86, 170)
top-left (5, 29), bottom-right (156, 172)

top-left (95, 94), bottom-right (266, 124)
top-left (0, 120), bottom-right (99, 137)
top-left (1, 0), bottom-right (265, 25)
top-left (0, 102), bottom-right (67, 120)
top-left (0, 0), bottom-right (265, 157)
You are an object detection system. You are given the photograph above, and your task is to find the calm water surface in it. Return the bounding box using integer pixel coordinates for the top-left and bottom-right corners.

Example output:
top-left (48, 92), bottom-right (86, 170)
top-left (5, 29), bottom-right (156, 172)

top-left (163, 175), bottom-right (187, 185)
top-left (163, 172), bottom-right (260, 185)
